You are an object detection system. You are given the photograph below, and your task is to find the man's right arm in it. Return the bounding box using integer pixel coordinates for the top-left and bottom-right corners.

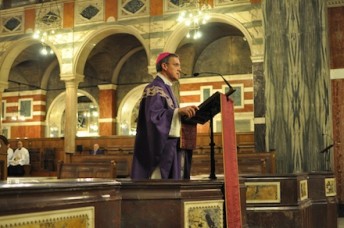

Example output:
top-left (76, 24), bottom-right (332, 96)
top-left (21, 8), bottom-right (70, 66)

top-left (178, 105), bottom-right (199, 118)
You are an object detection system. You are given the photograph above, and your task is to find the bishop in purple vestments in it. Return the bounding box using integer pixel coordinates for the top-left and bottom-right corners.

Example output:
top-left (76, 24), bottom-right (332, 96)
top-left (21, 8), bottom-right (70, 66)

top-left (131, 52), bottom-right (198, 180)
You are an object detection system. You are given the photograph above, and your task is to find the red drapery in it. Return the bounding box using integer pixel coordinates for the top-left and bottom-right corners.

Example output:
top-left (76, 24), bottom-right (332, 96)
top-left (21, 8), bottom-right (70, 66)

top-left (221, 94), bottom-right (242, 228)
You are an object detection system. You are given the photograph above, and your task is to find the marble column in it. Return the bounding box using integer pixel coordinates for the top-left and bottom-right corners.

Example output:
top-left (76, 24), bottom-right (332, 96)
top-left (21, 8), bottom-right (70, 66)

top-left (252, 60), bottom-right (266, 152)
top-left (263, 0), bottom-right (331, 173)
top-left (61, 74), bottom-right (83, 154)
top-left (0, 82), bottom-right (7, 132)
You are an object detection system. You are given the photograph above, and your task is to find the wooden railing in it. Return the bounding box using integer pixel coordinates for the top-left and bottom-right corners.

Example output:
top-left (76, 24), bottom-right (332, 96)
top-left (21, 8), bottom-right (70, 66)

top-left (57, 160), bottom-right (117, 179)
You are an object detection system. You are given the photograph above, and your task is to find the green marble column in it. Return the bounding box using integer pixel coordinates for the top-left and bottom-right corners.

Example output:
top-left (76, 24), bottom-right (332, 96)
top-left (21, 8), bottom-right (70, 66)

top-left (263, 0), bottom-right (332, 173)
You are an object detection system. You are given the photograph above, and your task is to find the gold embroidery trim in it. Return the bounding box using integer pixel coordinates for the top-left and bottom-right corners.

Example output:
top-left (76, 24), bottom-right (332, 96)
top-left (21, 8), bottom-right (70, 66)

top-left (142, 86), bottom-right (175, 109)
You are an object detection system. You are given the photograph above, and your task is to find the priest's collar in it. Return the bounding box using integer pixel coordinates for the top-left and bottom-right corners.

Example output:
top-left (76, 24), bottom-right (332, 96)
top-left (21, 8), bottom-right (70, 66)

top-left (157, 73), bottom-right (173, 87)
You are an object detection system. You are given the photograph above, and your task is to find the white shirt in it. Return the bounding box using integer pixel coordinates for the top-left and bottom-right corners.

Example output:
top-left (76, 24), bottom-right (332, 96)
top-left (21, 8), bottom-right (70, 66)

top-left (157, 73), bottom-right (181, 137)
top-left (9, 147), bottom-right (30, 166)
top-left (7, 147), bottom-right (13, 167)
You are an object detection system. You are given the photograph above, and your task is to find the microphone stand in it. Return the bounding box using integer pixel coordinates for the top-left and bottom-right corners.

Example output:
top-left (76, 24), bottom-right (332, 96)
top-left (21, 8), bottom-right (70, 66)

top-left (192, 71), bottom-right (236, 179)
top-left (320, 144), bottom-right (334, 171)
top-left (320, 133), bottom-right (335, 171)
top-left (209, 109), bottom-right (216, 179)
top-left (193, 72), bottom-right (236, 100)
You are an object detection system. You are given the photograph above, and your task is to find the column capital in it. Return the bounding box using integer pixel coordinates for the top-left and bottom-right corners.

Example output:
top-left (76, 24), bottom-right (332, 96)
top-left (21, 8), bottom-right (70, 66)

top-left (60, 73), bottom-right (84, 83)
top-left (98, 84), bottom-right (117, 90)
top-left (251, 55), bottom-right (264, 63)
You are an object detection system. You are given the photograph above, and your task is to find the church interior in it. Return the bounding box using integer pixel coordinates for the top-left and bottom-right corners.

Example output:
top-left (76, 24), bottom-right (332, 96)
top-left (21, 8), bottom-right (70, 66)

top-left (0, 0), bottom-right (343, 227)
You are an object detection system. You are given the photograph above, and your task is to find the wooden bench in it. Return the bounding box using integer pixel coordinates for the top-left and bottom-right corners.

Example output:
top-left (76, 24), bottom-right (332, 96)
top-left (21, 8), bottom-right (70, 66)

top-left (71, 154), bottom-right (132, 178)
top-left (57, 160), bottom-right (117, 179)
top-left (237, 151), bottom-right (276, 174)
top-left (23, 164), bottom-right (32, 176)
top-left (191, 151), bottom-right (276, 176)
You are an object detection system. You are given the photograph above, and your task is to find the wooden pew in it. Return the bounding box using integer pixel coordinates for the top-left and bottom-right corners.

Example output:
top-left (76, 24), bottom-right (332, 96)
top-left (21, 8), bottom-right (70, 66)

top-left (70, 154), bottom-right (132, 178)
top-left (10, 133), bottom-right (255, 177)
top-left (71, 147), bottom-right (275, 177)
top-left (238, 151), bottom-right (276, 174)
top-left (0, 137), bottom-right (7, 180)
top-left (57, 160), bottom-right (117, 179)
top-left (191, 151), bottom-right (276, 176)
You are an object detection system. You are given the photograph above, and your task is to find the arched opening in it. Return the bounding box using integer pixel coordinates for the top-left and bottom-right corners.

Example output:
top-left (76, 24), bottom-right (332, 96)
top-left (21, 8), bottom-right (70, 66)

top-left (47, 90), bottom-right (99, 137)
top-left (117, 84), bottom-right (147, 135)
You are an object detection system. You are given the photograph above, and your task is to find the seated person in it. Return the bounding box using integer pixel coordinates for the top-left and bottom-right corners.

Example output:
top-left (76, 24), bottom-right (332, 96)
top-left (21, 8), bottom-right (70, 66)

top-left (8, 140), bottom-right (30, 176)
top-left (7, 142), bottom-right (13, 167)
top-left (0, 135), bottom-right (13, 167)
top-left (89, 143), bottom-right (104, 155)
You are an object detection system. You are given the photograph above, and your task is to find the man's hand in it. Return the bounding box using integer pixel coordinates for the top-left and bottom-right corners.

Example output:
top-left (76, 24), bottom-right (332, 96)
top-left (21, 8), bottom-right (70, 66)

top-left (178, 105), bottom-right (199, 118)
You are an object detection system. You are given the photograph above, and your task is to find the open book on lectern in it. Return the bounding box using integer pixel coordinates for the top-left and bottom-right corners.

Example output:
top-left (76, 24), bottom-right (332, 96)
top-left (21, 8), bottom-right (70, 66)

top-left (182, 91), bottom-right (222, 125)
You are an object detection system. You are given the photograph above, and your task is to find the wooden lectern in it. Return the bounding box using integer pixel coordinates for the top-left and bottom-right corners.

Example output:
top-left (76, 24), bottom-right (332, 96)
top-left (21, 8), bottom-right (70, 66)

top-left (183, 91), bottom-right (242, 227)
top-left (0, 137), bottom-right (7, 180)
top-left (183, 91), bottom-right (222, 179)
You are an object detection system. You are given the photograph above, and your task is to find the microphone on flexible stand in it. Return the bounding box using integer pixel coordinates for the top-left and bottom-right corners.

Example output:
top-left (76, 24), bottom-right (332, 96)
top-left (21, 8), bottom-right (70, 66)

top-left (193, 72), bottom-right (236, 97)
top-left (320, 133), bottom-right (339, 153)
top-left (178, 70), bottom-right (191, 77)
top-left (320, 133), bottom-right (336, 171)
top-left (319, 144), bottom-right (334, 154)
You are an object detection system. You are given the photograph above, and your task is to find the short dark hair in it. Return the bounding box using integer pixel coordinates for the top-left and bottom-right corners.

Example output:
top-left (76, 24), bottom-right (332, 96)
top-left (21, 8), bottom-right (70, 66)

top-left (156, 53), bottom-right (179, 72)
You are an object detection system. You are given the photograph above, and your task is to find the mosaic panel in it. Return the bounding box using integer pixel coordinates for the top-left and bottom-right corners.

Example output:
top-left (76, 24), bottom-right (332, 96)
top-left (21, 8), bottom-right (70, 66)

top-left (299, 179), bottom-right (308, 201)
top-left (246, 182), bottom-right (281, 203)
top-left (325, 177), bottom-right (336, 197)
top-left (165, 0), bottom-right (193, 12)
top-left (75, 0), bottom-right (104, 25)
top-left (35, 1), bottom-right (62, 31)
top-left (0, 13), bottom-right (23, 35)
top-left (0, 206), bottom-right (94, 227)
top-left (184, 200), bottom-right (224, 228)
top-left (118, 0), bottom-right (149, 19)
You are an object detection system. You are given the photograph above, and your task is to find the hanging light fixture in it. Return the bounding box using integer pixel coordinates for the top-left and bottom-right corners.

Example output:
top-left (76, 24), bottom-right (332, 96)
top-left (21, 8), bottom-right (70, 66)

top-left (177, 0), bottom-right (212, 40)
top-left (32, 0), bottom-right (61, 55)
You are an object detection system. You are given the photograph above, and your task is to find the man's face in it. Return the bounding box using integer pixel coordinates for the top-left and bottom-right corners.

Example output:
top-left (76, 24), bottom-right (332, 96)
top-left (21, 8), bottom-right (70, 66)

top-left (17, 141), bottom-right (22, 149)
top-left (94, 144), bottom-right (99, 151)
top-left (162, 57), bottom-right (181, 82)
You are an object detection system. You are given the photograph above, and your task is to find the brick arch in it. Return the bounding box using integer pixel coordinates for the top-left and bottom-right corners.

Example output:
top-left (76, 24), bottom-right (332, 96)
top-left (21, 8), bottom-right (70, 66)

top-left (164, 13), bottom-right (254, 55)
top-left (116, 84), bottom-right (147, 135)
top-left (46, 90), bottom-right (99, 137)
top-left (0, 37), bottom-right (62, 91)
top-left (74, 25), bottom-right (149, 78)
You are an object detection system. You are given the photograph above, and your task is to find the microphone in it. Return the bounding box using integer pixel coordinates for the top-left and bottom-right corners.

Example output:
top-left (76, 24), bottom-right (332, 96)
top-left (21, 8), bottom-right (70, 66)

top-left (320, 133), bottom-right (336, 153)
top-left (178, 70), bottom-right (191, 77)
top-left (193, 72), bottom-right (236, 97)
top-left (320, 144), bottom-right (334, 153)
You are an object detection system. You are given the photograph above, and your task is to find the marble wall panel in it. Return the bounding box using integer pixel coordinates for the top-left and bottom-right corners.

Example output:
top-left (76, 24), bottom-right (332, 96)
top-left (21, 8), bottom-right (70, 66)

top-left (263, 0), bottom-right (331, 173)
